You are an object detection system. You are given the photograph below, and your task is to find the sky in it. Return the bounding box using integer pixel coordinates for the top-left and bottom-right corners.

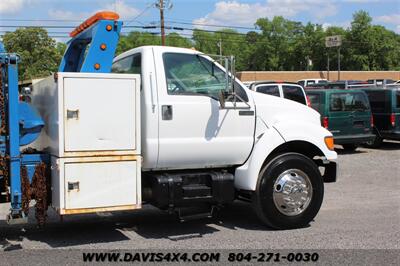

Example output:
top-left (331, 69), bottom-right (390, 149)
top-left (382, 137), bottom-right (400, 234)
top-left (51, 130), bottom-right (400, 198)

top-left (0, 0), bottom-right (399, 42)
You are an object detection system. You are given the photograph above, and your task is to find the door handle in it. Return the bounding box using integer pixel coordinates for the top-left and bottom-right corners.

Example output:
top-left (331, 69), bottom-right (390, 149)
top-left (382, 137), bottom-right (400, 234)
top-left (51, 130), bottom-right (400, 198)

top-left (67, 181), bottom-right (80, 191)
top-left (67, 109), bottom-right (79, 119)
top-left (149, 72), bottom-right (156, 112)
top-left (162, 105), bottom-right (173, 120)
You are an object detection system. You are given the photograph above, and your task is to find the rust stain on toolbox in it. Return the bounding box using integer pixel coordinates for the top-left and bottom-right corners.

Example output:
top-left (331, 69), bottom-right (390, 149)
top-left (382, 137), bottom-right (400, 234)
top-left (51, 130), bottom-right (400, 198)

top-left (62, 150), bottom-right (140, 158)
top-left (56, 155), bottom-right (142, 163)
top-left (59, 204), bottom-right (141, 215)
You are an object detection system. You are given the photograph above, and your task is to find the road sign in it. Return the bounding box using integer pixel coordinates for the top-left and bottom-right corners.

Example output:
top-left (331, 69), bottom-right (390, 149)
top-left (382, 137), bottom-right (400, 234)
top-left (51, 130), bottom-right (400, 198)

top-left (325, 35), bottom-right (342, 47)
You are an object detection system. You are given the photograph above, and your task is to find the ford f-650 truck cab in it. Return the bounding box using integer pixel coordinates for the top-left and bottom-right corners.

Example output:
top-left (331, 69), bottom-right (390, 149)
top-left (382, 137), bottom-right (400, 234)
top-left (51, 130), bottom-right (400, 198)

top-left (1, 12), bottom-right (337, 230)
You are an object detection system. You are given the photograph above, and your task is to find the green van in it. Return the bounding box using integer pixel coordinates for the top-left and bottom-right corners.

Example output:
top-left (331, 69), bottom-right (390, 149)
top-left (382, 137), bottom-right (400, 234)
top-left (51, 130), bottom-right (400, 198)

top-left (358, 86), bottom-right (400, 147)
top-left (306, 89), bottom-right (375, 151)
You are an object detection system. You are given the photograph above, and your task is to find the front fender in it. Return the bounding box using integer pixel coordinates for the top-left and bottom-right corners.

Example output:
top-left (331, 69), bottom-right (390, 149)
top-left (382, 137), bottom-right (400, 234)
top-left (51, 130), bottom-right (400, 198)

top-left (234, 117), bottom-right (285, 190)
top-left (273, 120), bottom-right (337, 161)
top-left (234, 119), bottom-right (337, 191)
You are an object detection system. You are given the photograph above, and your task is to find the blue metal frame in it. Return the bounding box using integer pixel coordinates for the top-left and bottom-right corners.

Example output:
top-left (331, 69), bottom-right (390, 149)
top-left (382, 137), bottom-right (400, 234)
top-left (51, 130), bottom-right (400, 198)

top-left (7, 60), bottom-right (22, 212)
top-left (59, 20), bottom-right (122, 73)
top-left (0, 45), bottom-right (48, 217)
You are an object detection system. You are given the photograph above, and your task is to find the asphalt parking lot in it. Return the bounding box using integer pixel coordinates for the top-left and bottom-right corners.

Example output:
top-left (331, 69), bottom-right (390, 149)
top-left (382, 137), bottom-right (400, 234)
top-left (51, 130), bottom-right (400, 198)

top-left (0, 141), bottom-right (399, 251)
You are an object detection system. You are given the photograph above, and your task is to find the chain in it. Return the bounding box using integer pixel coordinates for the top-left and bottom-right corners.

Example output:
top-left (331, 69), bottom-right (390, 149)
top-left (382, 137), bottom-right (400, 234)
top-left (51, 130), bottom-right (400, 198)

top-left (21, 163), bottom-right (49, 226)
top-left (0, 65), bottom-right (9, 202)
top-left (0, 156), bottom-right (9, 202)
top-left (31, 163), bottom-right (49, 226)
top-left (0, 64), bottom-right (7, 135)
top-left (21, 166), bottom-right (30, 215)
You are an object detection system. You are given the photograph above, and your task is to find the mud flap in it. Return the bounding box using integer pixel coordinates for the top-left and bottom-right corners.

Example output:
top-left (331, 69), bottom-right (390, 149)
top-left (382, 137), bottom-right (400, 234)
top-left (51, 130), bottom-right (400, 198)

top-left (323, 161), bottom-right (337, 183)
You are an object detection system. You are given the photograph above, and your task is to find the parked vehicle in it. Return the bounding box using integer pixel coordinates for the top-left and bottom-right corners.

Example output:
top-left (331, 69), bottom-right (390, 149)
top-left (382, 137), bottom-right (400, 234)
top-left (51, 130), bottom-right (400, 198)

top-left (1, 12), bottom-right (337, 230)
top-left (306, 89), bottom-right (375, 151)
top-left (367, 79), bottom-right (396, 86)
top-left (249, 81), bottom-right (308, 105)
top-left (241, 81), bottom-right (254, 88)
top-left (356, 87), bottom-right (400, 147)
top-left (305, 80), bottom-right (377, 90)
top-left (297, 79), bottom-right (327, 88)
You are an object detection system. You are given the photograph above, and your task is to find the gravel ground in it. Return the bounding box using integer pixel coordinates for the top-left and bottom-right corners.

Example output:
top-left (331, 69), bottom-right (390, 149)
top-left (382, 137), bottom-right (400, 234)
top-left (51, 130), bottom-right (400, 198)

top-left (0, 141), bottom-right (399, 251)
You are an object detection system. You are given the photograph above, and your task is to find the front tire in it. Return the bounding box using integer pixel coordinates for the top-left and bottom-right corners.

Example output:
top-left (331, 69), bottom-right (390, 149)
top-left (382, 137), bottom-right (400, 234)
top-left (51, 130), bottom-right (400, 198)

top-left (253, 153), bottom-right (324, 229)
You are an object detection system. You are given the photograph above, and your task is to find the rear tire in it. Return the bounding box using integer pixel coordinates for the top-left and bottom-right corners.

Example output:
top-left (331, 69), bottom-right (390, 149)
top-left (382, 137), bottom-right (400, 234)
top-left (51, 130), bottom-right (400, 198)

top-left (342, 144), bottom-right (357, 151)
top-left (365, 136), bottom-right (383, 148)
top-left (253, 153), bottom-right (324, 229)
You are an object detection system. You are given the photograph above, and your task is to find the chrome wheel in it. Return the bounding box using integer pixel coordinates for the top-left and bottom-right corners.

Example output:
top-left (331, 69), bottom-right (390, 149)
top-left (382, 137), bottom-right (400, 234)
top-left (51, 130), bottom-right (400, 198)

top-left (273, 169), bottom-right (313, 216)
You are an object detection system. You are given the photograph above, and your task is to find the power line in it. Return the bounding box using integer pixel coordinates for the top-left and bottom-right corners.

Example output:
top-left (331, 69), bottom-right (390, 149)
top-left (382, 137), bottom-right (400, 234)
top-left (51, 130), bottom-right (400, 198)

top-left (166, 20), bottom-right (259, 31)
top-left (0, 25), bottom-right (149, 29)
top-left (0, 23), bottom-right (250, 36)
top-left (0, 18), bottom-right (81, 22)
top-left (0, 18), bottom-right (259, 31)
top-left (124, 4), bottom-right (153, 26)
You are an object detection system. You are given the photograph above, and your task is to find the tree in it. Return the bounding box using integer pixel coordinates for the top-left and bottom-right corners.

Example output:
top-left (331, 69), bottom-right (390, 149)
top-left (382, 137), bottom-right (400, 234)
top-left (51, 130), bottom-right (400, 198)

top-left (116, 31), bottom-right (192, 56)
top-left (165, 32), bottom-right (192, 48)
top-left (2, 28), bottom-right (63, 80)
top-left (256, 16), bottom-right (305, 71)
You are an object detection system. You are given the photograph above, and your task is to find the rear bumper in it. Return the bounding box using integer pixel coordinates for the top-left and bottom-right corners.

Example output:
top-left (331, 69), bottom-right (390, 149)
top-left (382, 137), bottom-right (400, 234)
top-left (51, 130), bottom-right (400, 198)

top-left (334, 134), bottom-right (375, 145)
top-left (379, 130), bottom-right (400, 140)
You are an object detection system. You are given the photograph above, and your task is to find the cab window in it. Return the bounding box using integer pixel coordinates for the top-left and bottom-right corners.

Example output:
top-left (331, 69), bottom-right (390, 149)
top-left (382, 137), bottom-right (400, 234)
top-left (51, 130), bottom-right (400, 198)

top-left (256, 85), bottom-right (280, 97)
top-left (163, 53), bottom-right (231, 99)
top-left (112, 54), bottom-right (141, 74)
top-left (282, 85), bottom-right (306, 105)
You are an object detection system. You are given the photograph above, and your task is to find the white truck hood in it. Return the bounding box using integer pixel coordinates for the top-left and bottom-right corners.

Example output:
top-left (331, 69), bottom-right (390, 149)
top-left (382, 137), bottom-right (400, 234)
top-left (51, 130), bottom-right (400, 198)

top-left (248, 90), bottom-right (321, 127)
top-left (248, 90), bottom-right (336, 160)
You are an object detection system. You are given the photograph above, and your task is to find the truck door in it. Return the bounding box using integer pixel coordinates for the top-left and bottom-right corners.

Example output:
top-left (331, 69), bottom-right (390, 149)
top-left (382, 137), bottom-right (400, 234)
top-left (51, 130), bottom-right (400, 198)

top-left (153, 49), bottom-right (255, 169)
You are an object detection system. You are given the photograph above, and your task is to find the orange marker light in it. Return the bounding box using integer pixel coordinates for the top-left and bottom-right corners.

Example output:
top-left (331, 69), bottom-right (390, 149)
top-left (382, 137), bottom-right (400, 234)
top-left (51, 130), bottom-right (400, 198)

top-left (106, 25), bottom-right (113, 31)
top-left (70, 11), bottom-right (119, 37)
top-left (100, 44), bottom-right (107, 50)
top-left (324, 136), bottom-right (335, 151)
top-left (94, 63), bottom-right (101, 70)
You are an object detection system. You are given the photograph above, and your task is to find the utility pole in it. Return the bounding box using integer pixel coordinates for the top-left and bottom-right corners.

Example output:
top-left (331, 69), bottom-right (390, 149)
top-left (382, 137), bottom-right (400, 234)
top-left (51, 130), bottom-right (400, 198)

top-left (219, 38), bottom-right (222, 57)
top-left (337, 47), bottom-right (341, 80)
top-left (159, 0), bottom-right (165, 46)
top-left (327, 52), bottom-right (330, 81)
top-left (155, 0), bottom-right (172, 46)
top-left (325, 35), bottom-right (342, 81)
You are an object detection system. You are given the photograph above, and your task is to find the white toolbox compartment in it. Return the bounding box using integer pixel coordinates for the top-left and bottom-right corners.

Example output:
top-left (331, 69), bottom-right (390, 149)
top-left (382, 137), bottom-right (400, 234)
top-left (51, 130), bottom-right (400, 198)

top-left (51, 155), bottom-right (141, 215)
top-left (30, 72), bottom-right (141, 157)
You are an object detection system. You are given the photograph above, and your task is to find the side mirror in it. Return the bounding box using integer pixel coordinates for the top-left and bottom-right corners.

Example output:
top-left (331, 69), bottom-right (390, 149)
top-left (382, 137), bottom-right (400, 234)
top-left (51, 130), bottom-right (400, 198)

top-left (218, 90), bottom-right (226, 109)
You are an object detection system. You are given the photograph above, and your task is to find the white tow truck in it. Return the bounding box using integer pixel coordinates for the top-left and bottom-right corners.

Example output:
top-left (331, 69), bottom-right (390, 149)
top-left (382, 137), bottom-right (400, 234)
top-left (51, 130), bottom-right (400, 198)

top-left (25, 12), bottom-right (338, 229)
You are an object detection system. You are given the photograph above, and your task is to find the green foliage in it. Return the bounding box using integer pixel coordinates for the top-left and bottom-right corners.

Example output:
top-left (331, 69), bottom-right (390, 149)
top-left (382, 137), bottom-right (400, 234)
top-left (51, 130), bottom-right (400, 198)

top-left (2, 28), bottom-right (64, 80)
